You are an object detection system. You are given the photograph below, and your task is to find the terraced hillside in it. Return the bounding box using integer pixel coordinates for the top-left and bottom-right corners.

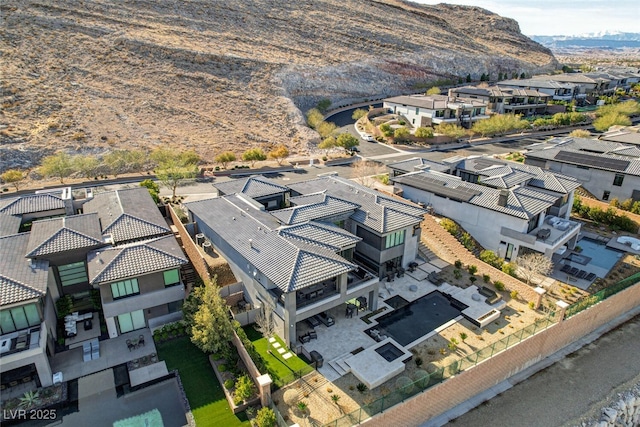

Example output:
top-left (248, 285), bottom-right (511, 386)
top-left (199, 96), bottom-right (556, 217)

top-left (0, 0), bottom-right (557, 169)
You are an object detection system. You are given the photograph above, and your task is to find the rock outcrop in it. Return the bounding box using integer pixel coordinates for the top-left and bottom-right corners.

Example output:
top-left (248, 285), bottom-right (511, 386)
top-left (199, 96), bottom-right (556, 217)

top-left (0, 0), bottom-right (557, 170)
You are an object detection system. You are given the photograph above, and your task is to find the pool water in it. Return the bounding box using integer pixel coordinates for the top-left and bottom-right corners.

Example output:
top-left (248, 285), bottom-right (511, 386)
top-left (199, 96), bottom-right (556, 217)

top-left (372, 291), bottom-right (463, 347)
top-left (579, 238), bottom-right (623, 272)
top-left (375, 342), bottom-right (405, 362)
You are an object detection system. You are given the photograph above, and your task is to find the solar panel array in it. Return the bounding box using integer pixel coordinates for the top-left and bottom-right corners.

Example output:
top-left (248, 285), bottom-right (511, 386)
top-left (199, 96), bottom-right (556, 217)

top-left (554, 150), bottom-right (629, 172)
top-left (399, 174), bottom-right (481, 202)
top-left (472, 157), bottom-right (505, 170)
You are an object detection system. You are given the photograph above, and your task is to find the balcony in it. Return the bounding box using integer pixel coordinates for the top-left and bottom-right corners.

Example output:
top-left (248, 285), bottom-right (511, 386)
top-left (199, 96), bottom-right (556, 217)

top-left (347, 267), bottom-right (376, 290)
top-left (500, 219), bottom-right (580, 249)
top-left (295, 282), bottom-right (339, 309)
top-left (102, 284), bottom-right (185, 319)
top-left (0, 325), bottom-right (44, 359)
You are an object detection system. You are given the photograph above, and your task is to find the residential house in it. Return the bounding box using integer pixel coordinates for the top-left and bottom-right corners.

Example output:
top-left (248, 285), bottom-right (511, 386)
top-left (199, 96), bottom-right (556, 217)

top-left (599, 125), bottom-right (640, 146)
top-left (1, 187), bottom-right (186, 389)
top-left (524, 137), bottom-right (640, 202)
top-left (530, 73), bottom-right (610, 99)
top-left (186, 175), bottom-right (425, 347)
top-left (498, 78), bottom-right (578, 102)
top-left (213, 175), bottom-right (290, 211)
top-left (390, 156), bottom-right (582, 261)
top-left (448, 86), bottom-right (550, 116)
top-left (383, 94), bottom-right (489, 129)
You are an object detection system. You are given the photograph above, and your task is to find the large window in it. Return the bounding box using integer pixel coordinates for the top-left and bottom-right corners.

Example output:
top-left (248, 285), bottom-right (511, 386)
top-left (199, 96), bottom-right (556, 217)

top-left (385, 230), bottom-right (405, 249)
top-left (613, 174), bottom-right (624, 186)
top-left (111, 279), bottom-right (140, 300)
top-left (117, 310), bottom-right (145, 333)
top-left (58, 262), bottom-right (88, 286)
top-left (356, 226), bottom-right (382, 248)
top-left (163, 269), bottom-right (180, 287)
top-left (0, 304), bottom-right (41, 334)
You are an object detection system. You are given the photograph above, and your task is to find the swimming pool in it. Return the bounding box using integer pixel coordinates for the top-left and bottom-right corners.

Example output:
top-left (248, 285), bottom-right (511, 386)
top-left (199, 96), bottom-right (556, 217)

top-left (371, 291), bottom-right (464, 347)
top-left (579, 238), bottom-right (624, 272)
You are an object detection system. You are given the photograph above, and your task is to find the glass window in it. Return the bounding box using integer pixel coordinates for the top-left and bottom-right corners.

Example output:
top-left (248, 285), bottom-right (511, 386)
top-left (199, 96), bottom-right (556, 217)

top-left (0, 310), bottom-right (16, 334)
top-left (613, 174), bottom-right (624, 186)
top-left (24, 304), bottom-right (40, 326)
top-left (117, 309), bottom-right (145, 334)
top-left (10, 307), bottom-right (28, 330)
top-left (58, 262), bottom-right (88, 286)
top-left (385, 230), bottom-right (405, 249)
top-left (111, 279), bottom-right (139, 299)
top-left (163, 269), bottom-right (180, 287)
top-left (603, 191), bottom-right (610, 201)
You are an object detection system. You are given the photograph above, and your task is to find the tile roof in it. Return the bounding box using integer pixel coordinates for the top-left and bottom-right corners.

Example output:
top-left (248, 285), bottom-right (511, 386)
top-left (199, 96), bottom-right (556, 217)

top-left (499, 79), bottom-right (577, 90)
top-left (83, 188), bottom-right (170, 243)
top-left (272, 193), bottom-right (359, 224)
top-left (387, 157), bottom-right (450, 174)
top-left (393, 171), bottom-right (559, 220)
top-left (451, 85), bottom-right (548, 99)
top-left (0, 193), bottom-right (65, 215)
top-left (87, 235), bottom-right (187, 284)
top-left (0, 233), bottom-right (49, 306)
top-left (26, 213), bottom-right (104, 257)
top-left (287, 176), bottom-right (425, 233)
top-left (385, 94), bottom-right (487, 109)
top-left (0, 213), bottom-right (21, 237)
top-left (278, 221), bottom-right (361, 251)
top-left (525, 137), bottom-right (640, 176)
top-left (213, 175), bottom-right (288, 198)
top-left (186, 197), bottom-right (357, 292)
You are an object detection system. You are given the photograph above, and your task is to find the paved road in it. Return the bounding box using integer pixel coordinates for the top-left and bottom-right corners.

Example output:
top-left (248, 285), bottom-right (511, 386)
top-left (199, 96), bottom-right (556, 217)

top-left (443, 315), bottom-right (640, 427)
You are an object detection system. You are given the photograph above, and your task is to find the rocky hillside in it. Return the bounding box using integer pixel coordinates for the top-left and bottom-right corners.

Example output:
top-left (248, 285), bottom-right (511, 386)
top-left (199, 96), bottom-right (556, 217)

top-left (0, 0), bottom-right (558, 170)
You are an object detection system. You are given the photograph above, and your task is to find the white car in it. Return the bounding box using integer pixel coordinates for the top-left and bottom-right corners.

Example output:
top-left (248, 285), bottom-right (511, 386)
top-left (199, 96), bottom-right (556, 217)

top-left (362, 134), bottom-right (375, 142)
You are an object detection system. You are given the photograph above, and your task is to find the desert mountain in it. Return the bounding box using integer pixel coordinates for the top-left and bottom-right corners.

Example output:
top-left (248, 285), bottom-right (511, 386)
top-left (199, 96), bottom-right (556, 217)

top-left (0, 0), bottom-right (557, 170)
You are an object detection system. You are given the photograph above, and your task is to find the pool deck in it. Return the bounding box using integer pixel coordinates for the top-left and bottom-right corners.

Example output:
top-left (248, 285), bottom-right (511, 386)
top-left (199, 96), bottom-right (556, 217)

top-left (300, 258), bottom-right (507, 385)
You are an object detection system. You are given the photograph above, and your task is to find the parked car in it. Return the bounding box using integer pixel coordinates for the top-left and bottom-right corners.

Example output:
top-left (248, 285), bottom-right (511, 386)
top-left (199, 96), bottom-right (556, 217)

top-left (348, 146), bottom-right (360, 153)
top-left (306, 316), bottom-right (320, 328)
top-left (316, 312), bottom-right (335, 327)
top-left (362, 134), bottom-right (375, 142)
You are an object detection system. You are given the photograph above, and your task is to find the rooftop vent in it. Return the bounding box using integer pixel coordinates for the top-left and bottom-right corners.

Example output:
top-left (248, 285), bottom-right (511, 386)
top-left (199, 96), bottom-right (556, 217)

top-left (498, 190), bottom-right (509, 207)
top-left (96, 252), bottom-right (104, 264)
top-left (249, 239), bottom-right (253, 249)
top-left (29, 259), bottom-right (37, 270)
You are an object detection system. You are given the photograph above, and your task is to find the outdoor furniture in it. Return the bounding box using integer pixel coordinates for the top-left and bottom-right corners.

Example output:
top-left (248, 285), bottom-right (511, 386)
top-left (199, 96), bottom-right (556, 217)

top-left (15, 333), bottom-right (28, 350)
top-left (308, 330), bottom-right (317, 340)
top-left (310, 350), bottom-right (323, 368)
top-left (585, 273), bottom-right (597, 281)
top-left (356, 296), bottom-right (367, 311)
top-left (138, 335), bottom-right (145, 347)
top-left (299, 334), bottom-right (310, 344)
top-left (82, 342), bottom-right (92, 362)
top-left (317, 312), bottom-right (335, 327)
top-left (569, 267), bottom-right (580, 276)
top-left (386, 272), bottom-right (395, 282)
top-left (536, 229), bottom-right (551, 241)
top-left (306, 316), bottom-right (320, 328)
top-left (126, 339), bottom-right (135, 351)
top-left (90, 339), bottom-right (99, 360)
top-left (577, 270), bottom-right (588, 279)
top-left (560, 264), bottom-right (572, 273)
top-left (479, 286), bottom-right (502, 305)
top-left (408, 262), bottom-right (419, 272)
top-left (84, 319), bottom-right (93, 331)
top-left (427, 271), bottom-right (444, 286)
top-left (396, 267), bottom-right (405, 278)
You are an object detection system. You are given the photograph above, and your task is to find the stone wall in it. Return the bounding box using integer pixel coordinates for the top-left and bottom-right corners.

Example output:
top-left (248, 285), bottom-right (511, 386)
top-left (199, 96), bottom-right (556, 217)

top-left (591, 385), bottom-right (640, 427)
top-left (364, 282), bottom-right (640, 427)
top-left (169, 205), bottom-right (211, 282)
top-left (420, 214), bottom-right (538, 302)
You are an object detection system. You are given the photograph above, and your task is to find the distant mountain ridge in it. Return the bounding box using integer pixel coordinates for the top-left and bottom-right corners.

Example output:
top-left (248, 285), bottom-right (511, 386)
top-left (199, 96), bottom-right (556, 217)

top-left (531, 32), bottom-right (640, 50)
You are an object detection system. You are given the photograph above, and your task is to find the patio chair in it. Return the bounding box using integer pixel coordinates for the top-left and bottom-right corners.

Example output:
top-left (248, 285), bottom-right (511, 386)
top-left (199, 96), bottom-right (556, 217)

top-left (138, 335), bottom-right (145, 347)
top-left (308, 330), bottom-right (317, 340)
top-left (576, 270), bottom-right (587, 279)
top-left (585, 273), bottom-right (597, 281)
top-left (560, 264), bottom-right (571, 273)
top-left (126, 339), bottom-right (134, 351)
top-left (569, 267), bottom-right (579, 276)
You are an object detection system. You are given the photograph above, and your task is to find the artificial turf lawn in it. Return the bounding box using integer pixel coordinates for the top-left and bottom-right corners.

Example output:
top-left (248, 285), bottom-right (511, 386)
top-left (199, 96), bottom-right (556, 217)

top-left (243, 325), bottom-right (312, 387)
top-left (156, 336), bottom-right (249, 427)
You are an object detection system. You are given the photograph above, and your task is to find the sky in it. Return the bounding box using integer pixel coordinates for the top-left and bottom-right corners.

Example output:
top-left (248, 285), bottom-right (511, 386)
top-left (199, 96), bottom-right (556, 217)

top-left (413, 0), bottom-right (640, 36)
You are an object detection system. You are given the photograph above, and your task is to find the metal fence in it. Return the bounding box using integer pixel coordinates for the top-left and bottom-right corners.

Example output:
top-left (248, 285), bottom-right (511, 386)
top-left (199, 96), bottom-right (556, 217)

top-left (565, 272), bottom-right (640, 319)
top-left (324, 313), bottom-right (557, 426)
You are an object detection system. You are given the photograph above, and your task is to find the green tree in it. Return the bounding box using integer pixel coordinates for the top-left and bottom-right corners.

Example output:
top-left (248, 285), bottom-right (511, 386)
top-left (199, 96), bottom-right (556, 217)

top-left (318, 136), bottom-right (337, 155)
top-left (336, 132), bottom-right (359, 152)
top-left (379, 123), bottom-right (394, 137)
top-left (480, 73), bottom-right (487, 82)
top-left (234, 374), bottom-right (256, 403)
top-left (241, 148), bottom-right (266, 167)
top-left (254, 407), bottom-right (277, 427)
top-left (140, 179), bottom-right (160, 203)
top-left (103, 150), bottom-right (130, 177)
top-left (498, 72), bottom-right (504, 80)
top-left (352, 109), bottom-right (367, 120)
top-left (40, 152), bottom-right (75, 183)
top-left (414, 127), bottom-right (434, 138)
top-left (306, 108), bottom-right (324, 129)
top-left (153, 149), bottom-right (200, 200)
top-left (317, 99), bottom-right (331, 113)
top-left (593, 112), bottom-right (632, 132)
top-left (394, 127), bottom-right (410, 140)
top-left (187, 279), bottom-right (233, 354)
top-left (1, 169), bottom-right (25, 190)
top-left (316, 121), bottom-right (337, 139)
top-left (74, 154), bottom-right (100, 179)
top-left (215, 151), bottom-right (236, 169)
top-left (436, 123), bottom-right (468, 139)
top-left (466, 74), bottom-right (471, 83)
top-left (426, 86), bottom-right (441, 95)
top-left (569, 129), bottom-right (591, 138)
top-left (268, 144), bottom-right (290, 165)
top-left (520, 72), bottom-right (526, 79)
